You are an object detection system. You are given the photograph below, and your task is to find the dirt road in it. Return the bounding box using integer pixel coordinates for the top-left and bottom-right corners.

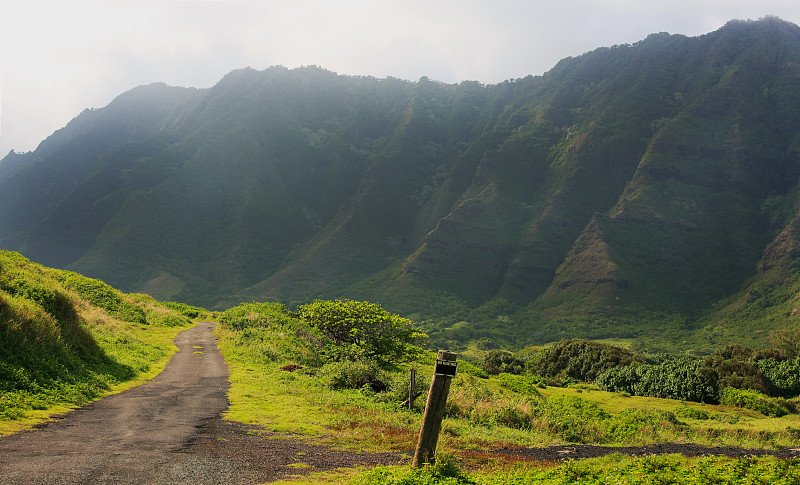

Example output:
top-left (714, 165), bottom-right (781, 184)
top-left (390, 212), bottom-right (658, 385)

top-left (0, 322), bottom-right (403, 484)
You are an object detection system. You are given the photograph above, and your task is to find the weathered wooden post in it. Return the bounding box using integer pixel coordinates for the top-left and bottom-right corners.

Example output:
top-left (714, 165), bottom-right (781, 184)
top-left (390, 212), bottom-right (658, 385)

top-left (412, 350), bottom-right (457, 467)
top-left (408, 367), bottom-right (416, 411)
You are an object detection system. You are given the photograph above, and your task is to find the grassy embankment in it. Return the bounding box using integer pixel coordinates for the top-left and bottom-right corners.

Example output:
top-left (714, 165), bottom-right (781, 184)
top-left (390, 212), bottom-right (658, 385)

top-left (0, 250), bottom-right (209, 436)
top-left (215, 301), bottom-right (800, 484)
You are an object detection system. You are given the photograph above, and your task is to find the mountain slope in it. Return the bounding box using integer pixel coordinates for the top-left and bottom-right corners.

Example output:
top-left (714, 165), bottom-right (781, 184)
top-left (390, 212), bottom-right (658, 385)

top-left (2, 18), bottom-right (800, 349)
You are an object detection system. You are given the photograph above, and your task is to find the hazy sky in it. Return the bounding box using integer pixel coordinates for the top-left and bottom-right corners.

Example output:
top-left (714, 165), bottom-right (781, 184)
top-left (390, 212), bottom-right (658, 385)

top-left (2, 1), bottom-right (800, 157)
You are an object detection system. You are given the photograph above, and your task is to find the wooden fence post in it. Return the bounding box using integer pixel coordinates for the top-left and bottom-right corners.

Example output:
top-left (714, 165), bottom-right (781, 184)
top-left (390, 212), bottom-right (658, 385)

top-left (412, 350), bottom-right (457, 467)
top-left (409, 367), bottom-right (416, 411)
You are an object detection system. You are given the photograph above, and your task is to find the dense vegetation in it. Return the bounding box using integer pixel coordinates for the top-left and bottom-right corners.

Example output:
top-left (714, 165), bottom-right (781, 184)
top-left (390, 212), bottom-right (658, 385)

top-left (216, 301), bottom-right (800, 444)
top-left (3, 18), bottom-right (800, 351)
top-left (0, 250), bottom-right (199, 429)
top-left (3, 255), bottom-right (800, 483)
top-left (215, 300), bottom-right (800, 483)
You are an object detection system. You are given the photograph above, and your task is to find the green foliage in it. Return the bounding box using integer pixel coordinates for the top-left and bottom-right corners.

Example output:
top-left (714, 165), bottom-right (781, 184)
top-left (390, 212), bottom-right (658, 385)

top-left (355, 453), bottom-right (800, 484)
top-left (59, 272), bottom-right (145, 324)
top-left (455, 359), bottom-right (488, 379)
top-left (480, 455), bottom-right (800, 485)
top-left (758, 358), bottom-right (800, 398)
top-left (497, 373), bottom-right (544, 396)
top-left (219, 302), bottom-right (297, 330)
top-left (320, 358), bottom-right (391, 392)
top-left (218, 303), bottom-right (328, 367)
top-left (674, 405), bottom-right (710, 420)
top-left (353, 454), bottom-right (473, 485)
top-left (162, 301), bottom-right (207, 319)
top-left (596, 341), bottom-right (800, 407)
top-left (771, 329), bottom-right (800, 359)
top-left (719, 387), bottom-right (790, 417)
top-left (596, 356), bottom-right (718, 403)
top-left (531, 395), bottom-right (611, 443)
top-left (481, 350), bottom-right (525, 376)
top-left (529, 339), bottom-right (642, 382)
top-left (0, 250), bottom-right (192, 422)
top-left (703, 345), bottom-right (771, 395)
top-left (297, 299), bottom-right (426, 364)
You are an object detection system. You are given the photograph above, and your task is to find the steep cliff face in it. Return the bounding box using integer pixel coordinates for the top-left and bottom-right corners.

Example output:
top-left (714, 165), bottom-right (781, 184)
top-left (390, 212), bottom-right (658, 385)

top-left (3, 18), bottom-right (800, 348)
top-left (523, 19), bottom-right (800, 345)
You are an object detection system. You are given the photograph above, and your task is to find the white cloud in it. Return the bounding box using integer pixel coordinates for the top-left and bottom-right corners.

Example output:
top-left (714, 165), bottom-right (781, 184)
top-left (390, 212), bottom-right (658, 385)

top-left (2, 0), bottom-right (800, 156)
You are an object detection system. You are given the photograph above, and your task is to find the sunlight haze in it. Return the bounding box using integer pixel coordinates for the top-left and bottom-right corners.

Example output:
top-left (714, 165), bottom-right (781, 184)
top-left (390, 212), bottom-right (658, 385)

top-left (1, 0), bottom-right (800, 156)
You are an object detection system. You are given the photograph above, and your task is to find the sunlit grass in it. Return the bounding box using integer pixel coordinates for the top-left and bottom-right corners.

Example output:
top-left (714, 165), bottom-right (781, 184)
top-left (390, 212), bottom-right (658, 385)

top-left (217, 315), bottom-right (800, 453)
top-left (216, 325), bottom-right (328, 435)
top-left (0, 251), bottom-right (196, 435)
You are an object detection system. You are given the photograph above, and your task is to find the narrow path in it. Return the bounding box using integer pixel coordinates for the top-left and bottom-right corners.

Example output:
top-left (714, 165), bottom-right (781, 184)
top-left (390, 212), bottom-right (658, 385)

top-left (0, 322), bottom-right (231, 483)
top-left (0, 322), bottom-right (403, 484)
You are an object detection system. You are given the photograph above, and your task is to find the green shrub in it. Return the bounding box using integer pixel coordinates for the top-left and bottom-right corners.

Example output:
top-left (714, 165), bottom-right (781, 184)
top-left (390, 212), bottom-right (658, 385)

top-left (492, 403), bottom-right (532, 430)
top-left (703, 346), bottom-right (770, 395)
top-left (320, 358), bottom-right (392, 392)
top-left (497, 373), bottom-right (544, 396)
top-left (116, 301), bottom-right (146, 325)
top-left (529, 339), bottom-right (641, 382)
top-left (379, 369), bottom-right (429, 409)
top-left (456, 359), bottom-right (488, 378)
top-left (61, 273), bottom-right (121, 312)
top-left (162, 301), bottom-right (206, 318)
top-left (298, 299), bottom-right (427, 364)
top-left (531, 395), bottom-right (609, 443)
top-left (605, 409), bottom-right (679, 442)
top-left (596, 357), bottom-right (718, 403)
top-left (481, 350), bottom-right (525, 375)
top-left (758, 358), bottom-right (800, 398)
top-left (719, 387), bottom-right (790, 417)
top-left (352, 453), bottom-right (471, 484)
top-left (219, 302), bottom-right (295, 330)
top-left (675, 405), bottom-right (710, 420)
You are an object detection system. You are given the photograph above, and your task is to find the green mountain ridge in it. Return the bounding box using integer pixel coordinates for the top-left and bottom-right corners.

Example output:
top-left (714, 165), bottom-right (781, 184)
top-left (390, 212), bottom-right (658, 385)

top-left (2, 17), bottom-right (800, 350)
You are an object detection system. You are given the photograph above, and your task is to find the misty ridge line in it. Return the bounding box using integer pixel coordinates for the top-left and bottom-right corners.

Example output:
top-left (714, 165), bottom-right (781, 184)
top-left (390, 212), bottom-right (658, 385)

top-left (1, 17), bottom-right (800, 353)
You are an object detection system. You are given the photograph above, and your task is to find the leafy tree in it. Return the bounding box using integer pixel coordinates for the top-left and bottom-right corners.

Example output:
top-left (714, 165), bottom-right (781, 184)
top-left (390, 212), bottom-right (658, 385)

top-left (596, 356), bottom-right (718, 403)
top-left (702, 345), bottom-right (770, 395)
top-left (297, 299), bottom-right (426, 364)
top-left (770, 329), bottom-right (800, 359)
top-left (757, 358), bottom-right (800, 398)
top-left (529, 339), bottom-right (642, 382)
top-left (481, 350), bottom-right (525, 375)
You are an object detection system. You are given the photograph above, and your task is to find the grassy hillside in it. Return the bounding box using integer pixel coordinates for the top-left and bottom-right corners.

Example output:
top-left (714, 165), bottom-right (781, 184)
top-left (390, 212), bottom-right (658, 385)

top-left (0, 250), bottom-right (205, 435)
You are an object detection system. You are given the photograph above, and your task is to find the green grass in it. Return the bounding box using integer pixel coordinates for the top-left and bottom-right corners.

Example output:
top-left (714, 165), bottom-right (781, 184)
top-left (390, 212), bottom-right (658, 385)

top-left (215, 302), bottom-right (800, 454)
top-left (212, 299), bottom-right (800, 485)
top-left (0, 250), bottom-right (197, 435)
top-left (350, 454), bottom-right (800, 485)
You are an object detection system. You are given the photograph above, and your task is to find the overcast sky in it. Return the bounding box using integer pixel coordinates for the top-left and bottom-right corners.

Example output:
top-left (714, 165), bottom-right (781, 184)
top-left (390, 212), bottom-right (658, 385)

top-left (2, 0), bottom-right (800, 157)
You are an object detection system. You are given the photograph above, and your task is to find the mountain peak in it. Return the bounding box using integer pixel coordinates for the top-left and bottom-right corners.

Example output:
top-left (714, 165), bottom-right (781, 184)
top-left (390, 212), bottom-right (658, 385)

top-left (3, 19), bottom-right (800, 351)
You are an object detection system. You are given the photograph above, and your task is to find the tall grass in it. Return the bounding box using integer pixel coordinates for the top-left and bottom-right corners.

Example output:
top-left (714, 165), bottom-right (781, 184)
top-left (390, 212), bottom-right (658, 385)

top-left (0, 250), bottom-right (196, 434)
